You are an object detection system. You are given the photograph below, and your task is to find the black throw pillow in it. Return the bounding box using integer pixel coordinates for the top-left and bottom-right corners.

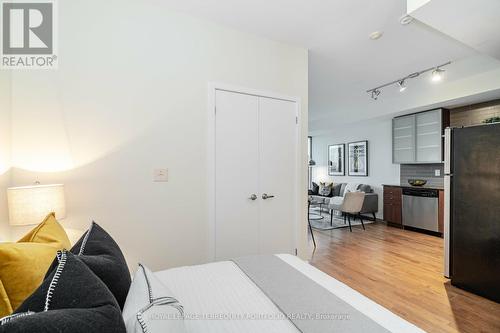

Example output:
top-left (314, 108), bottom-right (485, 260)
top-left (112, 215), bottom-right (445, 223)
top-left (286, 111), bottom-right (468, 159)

top-left (45, 222), bottom-right (131, 310)
top-left (1, 251), bottom-right (125, 333)
top-left (311, 182), bottom-right (319, 195)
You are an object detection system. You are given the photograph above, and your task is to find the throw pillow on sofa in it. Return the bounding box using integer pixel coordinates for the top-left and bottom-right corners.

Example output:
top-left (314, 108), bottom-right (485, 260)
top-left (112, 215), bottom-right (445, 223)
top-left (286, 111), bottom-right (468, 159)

top-left (311, 182), bottom-right (319, 195)
top-left (44, 222), bottom-right (131, 310)
top-left (343, 183), bottom-right (360, 196)
top-left (0, 213), bottom-right (71, 317)
top-left (318, 182), bottom-right (333, 196)
top-left (4, 251), bottom-right (126, 333)
top-left (123, 264), bottom-right (186, 333)
top-left (331, 183), bottom-right (343, 197)
top-left (358, 184), bottom-right (372, 193)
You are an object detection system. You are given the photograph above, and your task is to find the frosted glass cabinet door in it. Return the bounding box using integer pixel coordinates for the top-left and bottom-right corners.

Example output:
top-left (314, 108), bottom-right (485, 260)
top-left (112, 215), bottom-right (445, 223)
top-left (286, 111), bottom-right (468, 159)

top-left (393, 115), bottom-right (415, 163)
top-left (416, 110), bottom-right (442, 163)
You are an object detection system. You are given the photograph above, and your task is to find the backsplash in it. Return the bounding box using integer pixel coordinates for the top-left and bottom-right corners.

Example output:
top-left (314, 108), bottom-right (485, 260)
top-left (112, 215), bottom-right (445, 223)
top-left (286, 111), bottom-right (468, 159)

top-left (450, 99), bottom-right (500, 127)
top-left (400, 164), bottom-right (444, 188)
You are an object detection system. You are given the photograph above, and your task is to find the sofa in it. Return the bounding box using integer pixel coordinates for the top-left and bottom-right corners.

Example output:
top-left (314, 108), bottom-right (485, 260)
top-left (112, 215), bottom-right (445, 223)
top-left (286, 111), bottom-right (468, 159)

top-left (309, 182), bottom-right (378, 220)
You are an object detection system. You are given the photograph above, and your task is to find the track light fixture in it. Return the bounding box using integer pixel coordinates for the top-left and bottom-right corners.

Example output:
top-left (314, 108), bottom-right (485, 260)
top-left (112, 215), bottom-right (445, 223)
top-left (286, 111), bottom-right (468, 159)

top-left (367, 61), bottom-right (451, 100)
top-left (371, 89), bottom-right (381, 100)
top-left (398, 80), bottom-right (407, 92)
top-left (431, 67), bottom-right (445, 82)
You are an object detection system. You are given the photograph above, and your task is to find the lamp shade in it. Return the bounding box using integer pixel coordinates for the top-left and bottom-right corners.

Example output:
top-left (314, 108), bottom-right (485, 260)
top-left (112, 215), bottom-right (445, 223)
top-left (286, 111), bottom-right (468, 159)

top-left (7, 184), bottom-right (66, 226)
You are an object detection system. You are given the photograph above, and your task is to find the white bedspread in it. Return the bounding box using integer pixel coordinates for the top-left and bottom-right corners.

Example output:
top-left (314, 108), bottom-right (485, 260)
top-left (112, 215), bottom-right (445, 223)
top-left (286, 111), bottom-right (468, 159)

top-left (154, 254), bottom-right (425, 333)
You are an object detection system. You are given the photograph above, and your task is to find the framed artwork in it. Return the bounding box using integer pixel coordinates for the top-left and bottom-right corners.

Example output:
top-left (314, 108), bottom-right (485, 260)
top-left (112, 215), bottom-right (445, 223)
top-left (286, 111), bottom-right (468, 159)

top-left (348, 141), bottom-right (368, 176)
top-left (328, 144), bottom-right (345, 176)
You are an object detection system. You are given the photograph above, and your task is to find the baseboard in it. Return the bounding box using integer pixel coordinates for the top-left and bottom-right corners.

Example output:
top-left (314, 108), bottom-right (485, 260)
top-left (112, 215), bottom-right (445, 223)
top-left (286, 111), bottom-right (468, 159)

top-left (384, 221), bottom-right (404, 229)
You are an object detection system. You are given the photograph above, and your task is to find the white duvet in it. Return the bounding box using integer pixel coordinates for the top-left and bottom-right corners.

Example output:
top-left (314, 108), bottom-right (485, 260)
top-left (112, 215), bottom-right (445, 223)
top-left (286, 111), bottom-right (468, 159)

top-left (154, 254), bottom-right (425, 333)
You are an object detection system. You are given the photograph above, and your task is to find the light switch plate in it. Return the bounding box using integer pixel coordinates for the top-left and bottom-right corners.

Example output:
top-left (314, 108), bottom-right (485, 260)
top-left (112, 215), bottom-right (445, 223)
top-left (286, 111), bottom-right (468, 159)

top-left (153, 168), bottom-right (168, 182)
top-left (435, 169), bottom-right (441, 177)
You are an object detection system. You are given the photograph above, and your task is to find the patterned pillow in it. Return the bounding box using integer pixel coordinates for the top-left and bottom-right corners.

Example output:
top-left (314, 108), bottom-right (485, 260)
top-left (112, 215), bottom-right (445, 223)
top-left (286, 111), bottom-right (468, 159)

top-left (343, 183), bottom-right (360, 196)
top-left (318, 182), bottom-right (333, 197)
top-left (3, 251), bottom-right (126, 333)
top-left (123, 264), bottom-right (186, 333)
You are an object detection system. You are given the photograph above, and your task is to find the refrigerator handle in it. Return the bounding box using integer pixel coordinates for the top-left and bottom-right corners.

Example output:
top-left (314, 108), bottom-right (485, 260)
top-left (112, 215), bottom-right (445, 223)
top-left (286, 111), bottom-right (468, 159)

top-left (444, 175), bottom-right (452, 278)
top-left (444, 128), bottom-right (452, 175)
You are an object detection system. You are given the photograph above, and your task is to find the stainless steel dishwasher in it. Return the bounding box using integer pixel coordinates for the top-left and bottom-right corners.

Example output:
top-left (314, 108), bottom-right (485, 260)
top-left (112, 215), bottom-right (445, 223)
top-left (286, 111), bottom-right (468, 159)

top-left (402, 188), bottom-right (439, 232)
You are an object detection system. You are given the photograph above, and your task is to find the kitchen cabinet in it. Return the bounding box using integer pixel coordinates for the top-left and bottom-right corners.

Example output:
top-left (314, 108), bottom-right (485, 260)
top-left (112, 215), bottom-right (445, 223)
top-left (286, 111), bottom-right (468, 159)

top-left (393, 115), bottom-right (415, 164)
top-left (383, 186), bottom-right (402, 225)
top-left (393, 109), bottom-right (450, 164)
top-left (416, 110), bottom-right (443, 162)
top-left (384, 185), bottom-right (444, 234)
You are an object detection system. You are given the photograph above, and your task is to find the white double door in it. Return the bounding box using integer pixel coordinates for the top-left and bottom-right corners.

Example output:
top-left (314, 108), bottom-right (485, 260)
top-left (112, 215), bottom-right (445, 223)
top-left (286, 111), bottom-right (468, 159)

top-left (215, 89), bottom-right (297, 260)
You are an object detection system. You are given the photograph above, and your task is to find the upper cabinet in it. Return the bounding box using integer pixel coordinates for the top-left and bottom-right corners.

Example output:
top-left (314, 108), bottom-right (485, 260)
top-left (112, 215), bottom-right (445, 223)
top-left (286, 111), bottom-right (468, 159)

top-left (393, 115), bottom-right (415, 164)
top-left (393, 109), bottom-right (450, 164)
top-left (416, 110), bottom-right (442, 163)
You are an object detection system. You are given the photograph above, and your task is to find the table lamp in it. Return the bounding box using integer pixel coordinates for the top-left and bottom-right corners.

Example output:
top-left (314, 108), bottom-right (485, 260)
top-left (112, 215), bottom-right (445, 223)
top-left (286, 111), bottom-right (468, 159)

top-left (7, 184), bottom-right (66, 226)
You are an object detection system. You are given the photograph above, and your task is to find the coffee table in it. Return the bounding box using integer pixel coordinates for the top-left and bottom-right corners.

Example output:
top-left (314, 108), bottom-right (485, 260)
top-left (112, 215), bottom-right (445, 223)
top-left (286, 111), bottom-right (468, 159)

top-left (308, 198), bottom-right (325, 220)
top-left (307, 199), bottom-right (317, 248)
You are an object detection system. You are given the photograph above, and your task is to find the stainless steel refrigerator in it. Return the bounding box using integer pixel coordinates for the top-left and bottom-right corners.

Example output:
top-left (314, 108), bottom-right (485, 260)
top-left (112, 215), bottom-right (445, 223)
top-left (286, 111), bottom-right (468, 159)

top-left (444, 123), bottom-right (500, 303)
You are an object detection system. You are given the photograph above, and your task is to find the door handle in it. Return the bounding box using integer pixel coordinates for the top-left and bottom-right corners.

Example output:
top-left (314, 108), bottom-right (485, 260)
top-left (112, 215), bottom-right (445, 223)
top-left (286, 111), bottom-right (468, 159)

top-left (249, 194), bottom-right (258, 201)
top-left (262, 193), bottom-right (275, 200)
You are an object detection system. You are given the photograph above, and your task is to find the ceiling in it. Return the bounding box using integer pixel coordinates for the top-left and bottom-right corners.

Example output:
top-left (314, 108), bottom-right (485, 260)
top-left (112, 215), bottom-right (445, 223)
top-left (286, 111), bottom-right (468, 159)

top-left (157, 0), bottom-right (500, 132)
top-left (409, 0), bottom-right (500, 60)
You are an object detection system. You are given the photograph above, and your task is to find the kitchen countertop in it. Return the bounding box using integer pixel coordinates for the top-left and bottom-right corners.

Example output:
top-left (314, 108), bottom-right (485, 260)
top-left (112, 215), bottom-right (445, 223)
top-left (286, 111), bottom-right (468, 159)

top-left (383, 184), bottom-right (444, 191)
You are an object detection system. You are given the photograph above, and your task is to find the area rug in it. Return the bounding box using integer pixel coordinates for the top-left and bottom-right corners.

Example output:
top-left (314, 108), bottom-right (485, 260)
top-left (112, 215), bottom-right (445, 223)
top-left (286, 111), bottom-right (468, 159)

top-left (309, 212), bottom-right (374, 231)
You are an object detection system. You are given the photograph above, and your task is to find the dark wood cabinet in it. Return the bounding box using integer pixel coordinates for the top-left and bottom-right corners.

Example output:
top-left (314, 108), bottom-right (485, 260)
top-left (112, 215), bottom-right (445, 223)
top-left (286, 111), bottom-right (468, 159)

top-left (384, 186), bottom-right (444, 233)
top-left (383, 186), bottom-right (402, 225)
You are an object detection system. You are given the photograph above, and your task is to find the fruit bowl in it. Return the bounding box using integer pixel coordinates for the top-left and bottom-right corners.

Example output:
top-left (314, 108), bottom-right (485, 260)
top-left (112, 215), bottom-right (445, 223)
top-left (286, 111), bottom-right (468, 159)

top-left (408, 179), bottom-right (427, 187)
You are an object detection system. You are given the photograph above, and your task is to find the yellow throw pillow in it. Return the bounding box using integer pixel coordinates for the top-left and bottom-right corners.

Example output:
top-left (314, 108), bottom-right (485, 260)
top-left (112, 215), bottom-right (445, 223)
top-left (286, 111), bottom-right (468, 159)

top-left (0, 279), bottom-right (12, 316)
top-left (0, 212), bottom-right (71, 317)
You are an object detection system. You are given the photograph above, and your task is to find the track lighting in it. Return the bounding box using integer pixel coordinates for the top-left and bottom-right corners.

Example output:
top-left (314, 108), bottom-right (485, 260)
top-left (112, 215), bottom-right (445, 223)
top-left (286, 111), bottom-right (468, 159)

top-left (399, 15), bottom-right (414, 25)
top-left (366, 61), bottom-right (451, 100)
top-left (398, 80), bottom-right (407, 92)
top-left (371, 89), bottom-right (381, 100)
top-left (431, 67), bottom-right (445, 82)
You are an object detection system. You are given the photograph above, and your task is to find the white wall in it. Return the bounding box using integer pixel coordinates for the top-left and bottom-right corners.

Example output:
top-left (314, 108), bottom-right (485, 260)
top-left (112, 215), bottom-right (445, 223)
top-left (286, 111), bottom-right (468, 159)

top-left (3, 0), bottom-right (309, 269)
top-left (310, 116), bottom-right (400, 218)
top-left (0, 71), bottom-right (11, 241)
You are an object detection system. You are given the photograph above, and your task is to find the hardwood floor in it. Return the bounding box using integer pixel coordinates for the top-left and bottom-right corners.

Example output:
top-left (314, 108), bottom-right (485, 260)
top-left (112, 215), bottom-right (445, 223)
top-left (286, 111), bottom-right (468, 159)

top-left (308, 222), bottom-right (500, 333)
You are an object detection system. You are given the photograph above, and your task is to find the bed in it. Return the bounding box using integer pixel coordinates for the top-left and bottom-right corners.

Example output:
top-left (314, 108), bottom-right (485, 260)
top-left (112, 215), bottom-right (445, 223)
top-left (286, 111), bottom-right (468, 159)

top-left (155, 254), bottom-right (425, 333)
top-left (0, 221), bottom-right (425, 333)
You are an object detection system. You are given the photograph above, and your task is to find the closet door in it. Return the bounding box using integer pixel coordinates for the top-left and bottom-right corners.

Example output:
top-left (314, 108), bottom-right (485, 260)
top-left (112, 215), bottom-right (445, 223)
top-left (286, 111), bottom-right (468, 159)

top-left (215, 90), bottom-right (260, 260)
top-left (258, 97), bottom-right (297, 255)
